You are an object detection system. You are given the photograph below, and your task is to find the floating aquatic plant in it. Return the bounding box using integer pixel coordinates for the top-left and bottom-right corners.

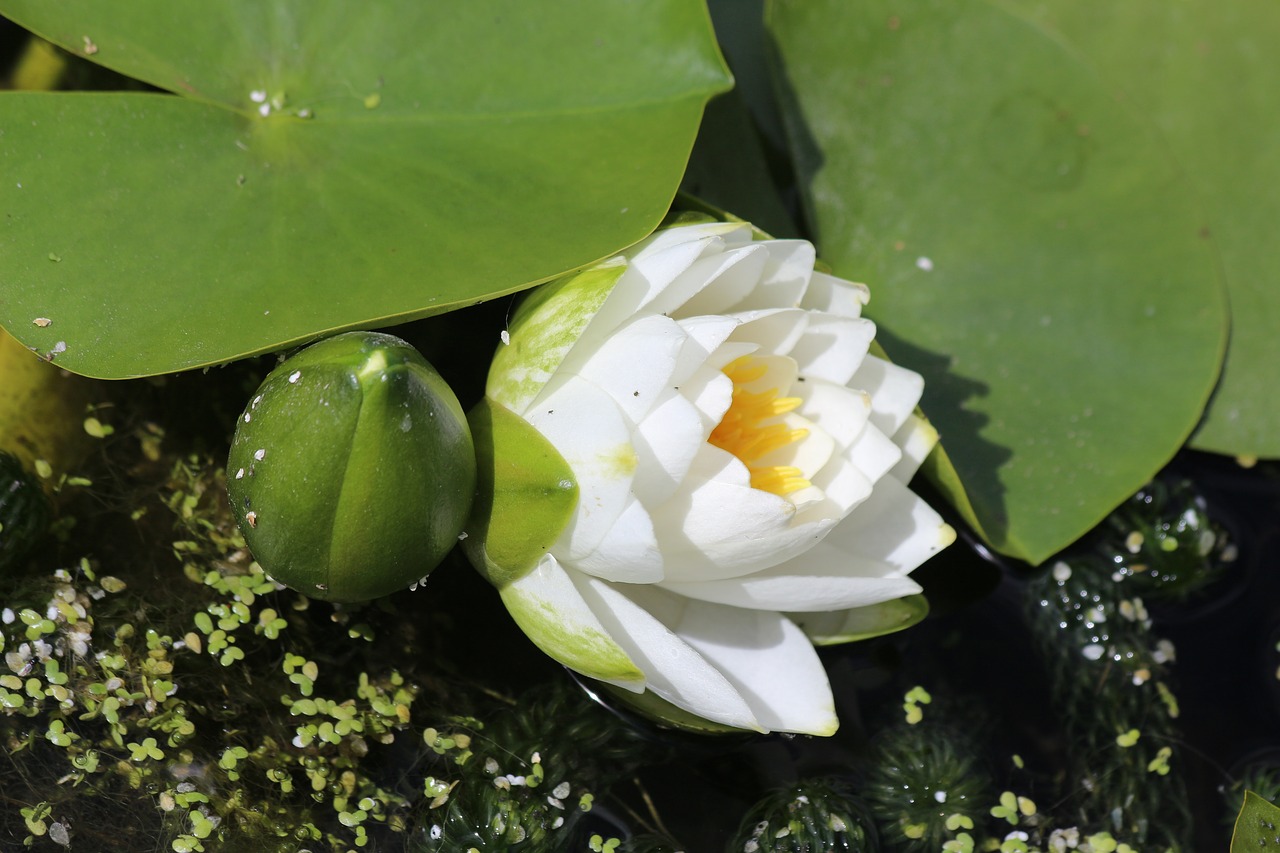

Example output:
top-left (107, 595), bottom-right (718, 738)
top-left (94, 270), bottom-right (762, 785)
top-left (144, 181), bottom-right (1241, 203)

top-left (0, 376), bottom-right (639, 851)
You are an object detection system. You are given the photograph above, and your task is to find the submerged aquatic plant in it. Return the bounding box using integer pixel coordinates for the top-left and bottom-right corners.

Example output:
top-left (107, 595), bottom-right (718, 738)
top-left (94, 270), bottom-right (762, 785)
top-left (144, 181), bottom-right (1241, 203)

top-left (862, 713), bottom-right (991, 853)
top-left (730, 778), bottom-right (877, 853)
top-left (1022, 476), bottom-right (1234, 850)
top-left (0, 380), bottom-right (642, 852)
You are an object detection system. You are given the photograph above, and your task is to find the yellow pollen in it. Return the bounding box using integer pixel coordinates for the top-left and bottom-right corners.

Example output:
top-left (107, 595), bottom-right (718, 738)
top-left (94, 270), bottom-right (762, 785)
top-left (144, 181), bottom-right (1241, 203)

top-left (708, 356), bottom-right (812, 496)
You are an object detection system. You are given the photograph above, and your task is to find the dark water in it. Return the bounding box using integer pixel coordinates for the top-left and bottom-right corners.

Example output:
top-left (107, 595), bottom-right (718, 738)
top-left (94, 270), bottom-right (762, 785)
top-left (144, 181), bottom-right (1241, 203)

top-left (576, 451), bottom-right (1280, 851)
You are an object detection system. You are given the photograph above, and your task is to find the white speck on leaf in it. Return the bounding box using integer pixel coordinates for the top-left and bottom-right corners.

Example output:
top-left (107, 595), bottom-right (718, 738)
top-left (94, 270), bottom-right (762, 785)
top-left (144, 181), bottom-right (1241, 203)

top-left (288, 371), bottom-right (301, 383)
top-left (500, 330), bottom-right (511, 345)
top-left (32, 317), bottom-right (51, 327)
top-left (916, 256), bottom-right (934, 272)
top-left (253, 448), bottom-right (266, 461)
top-left (245, 511), bottom-right (258, 528)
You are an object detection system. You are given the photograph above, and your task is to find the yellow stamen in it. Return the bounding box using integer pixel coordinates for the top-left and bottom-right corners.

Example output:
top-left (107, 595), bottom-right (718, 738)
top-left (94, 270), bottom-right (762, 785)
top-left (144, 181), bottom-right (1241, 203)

top-left (708, 356), bottom-right (812, 496)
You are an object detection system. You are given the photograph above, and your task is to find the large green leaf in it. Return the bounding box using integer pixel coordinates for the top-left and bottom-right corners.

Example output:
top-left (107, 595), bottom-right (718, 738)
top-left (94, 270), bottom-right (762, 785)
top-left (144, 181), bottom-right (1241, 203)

top-left (768, 0), bottom-right (1227, 564)
top-left (0, 1), bottom-right (731, 378)
top-left (1004, 1), bottom-right (1280, 459)
top-left (1231, 791), bottom-right (1280, 852)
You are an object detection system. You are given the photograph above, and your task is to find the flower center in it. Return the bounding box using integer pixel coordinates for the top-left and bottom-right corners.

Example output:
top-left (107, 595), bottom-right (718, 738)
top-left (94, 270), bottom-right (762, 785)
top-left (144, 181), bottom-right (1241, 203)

top-left (708, 356), bottom-right (812, 496)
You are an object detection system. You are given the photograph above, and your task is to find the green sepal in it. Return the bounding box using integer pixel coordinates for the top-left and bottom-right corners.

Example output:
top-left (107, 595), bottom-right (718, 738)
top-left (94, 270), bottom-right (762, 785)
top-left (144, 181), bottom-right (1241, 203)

top-left (463, 398), bottom-right (578, 589)
top-left (498, 579), bottom-right (643, 686)
top-left (787, 595), bottom-right (930, 646)
top-left (598, 684), bottom-right (749, 735)
top-left (227, 332), bottom-right (475, 602)
top-left (486, 263), bottom-right (625, 414)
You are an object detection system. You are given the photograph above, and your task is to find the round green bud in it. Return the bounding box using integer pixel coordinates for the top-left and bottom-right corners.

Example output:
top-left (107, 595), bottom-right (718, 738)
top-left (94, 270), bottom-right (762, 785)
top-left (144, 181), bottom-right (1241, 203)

top-left (227, 332), bottom-right (475, 602)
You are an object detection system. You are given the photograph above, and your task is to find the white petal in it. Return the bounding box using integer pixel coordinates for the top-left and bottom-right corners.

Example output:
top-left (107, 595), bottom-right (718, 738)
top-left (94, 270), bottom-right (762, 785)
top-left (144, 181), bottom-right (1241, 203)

top-left (704, 341), bottom-right (758, 372)
top-left (791, 379), bottom-right (872, 451)
top-left (632, 390), bottom-right (708, 506)
top-left (849, 354), bottom-right (925, 437)
top-left (575, 234), bottom-right (718, 352)
top-left (565, 497), bottom-right (663, 583)
top-left (635, 590), bottom-right (838, 736)
top-left (798, 270), bottom-right (869, 318)
top-left (889, 413), bottom-right (939, 483)
top-left (499, 555), bottom-right (643, 688)
top-left (729, 353), bottom-right (797, 396)
top-left (630, 220), bottom-right (748, 266)
top-left (846, 421), bottom-right (902, 486)
top-left (726, 308), bottom-right (809, 356)
top-left (668, 245), bottom-right (769, 317)
top-left (673, 314), bottom-right (740, 384)
top-left (678, 363), bottom-right (736, 431)
top-left (820, 474), bottom-right (956, 574)
top-left (568, 313), bottom-right (686, 423)
top-left (635, 235), bottom-right (752, 319)
top-left (784, 483), bottom-right (827, 513)
top-left (653, 445), bottom-right (835, 582)
top-left (571, 576), bottom-right (762, 731)
top-left (754, 413), bottom-right (836, 483)
top-left (794, 455), bottom-right (873, 525)
top-left (527, 376), bottom-right (637, 560)
top-left (661, 542), bottom-right (923, 613)
top-left (788, 315), bottom-right (876, 385)
top-left (727, 239), bottom-right (816, 312)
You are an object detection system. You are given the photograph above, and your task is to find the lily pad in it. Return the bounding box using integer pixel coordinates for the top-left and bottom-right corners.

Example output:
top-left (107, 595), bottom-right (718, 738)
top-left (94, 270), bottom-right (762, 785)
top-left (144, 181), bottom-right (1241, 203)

top-left (0, 0), bottom-right (731, 378)
top-left (1004, 0), bottom-right (1280, 459)
top-left (1231, 791), bottom-right (1280, 852)
top-left (768, 0), bottom-right (1227, 564)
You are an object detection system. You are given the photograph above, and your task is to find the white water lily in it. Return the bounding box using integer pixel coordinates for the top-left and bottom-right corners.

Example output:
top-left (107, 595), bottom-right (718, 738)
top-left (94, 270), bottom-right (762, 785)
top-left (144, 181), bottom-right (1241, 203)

top-left (471, 219), bottom-right (954, 736)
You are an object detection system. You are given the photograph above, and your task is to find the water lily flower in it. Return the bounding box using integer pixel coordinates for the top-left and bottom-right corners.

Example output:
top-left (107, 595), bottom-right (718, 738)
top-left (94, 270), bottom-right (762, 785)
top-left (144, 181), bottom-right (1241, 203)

top-left (467, 219), bottom-right (954, 735)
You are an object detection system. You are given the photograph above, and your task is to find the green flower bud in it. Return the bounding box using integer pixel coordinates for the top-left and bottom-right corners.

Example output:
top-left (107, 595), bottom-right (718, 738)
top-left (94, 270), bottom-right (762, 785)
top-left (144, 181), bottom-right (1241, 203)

top-left (227, 332), bottom-right (475, 602)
